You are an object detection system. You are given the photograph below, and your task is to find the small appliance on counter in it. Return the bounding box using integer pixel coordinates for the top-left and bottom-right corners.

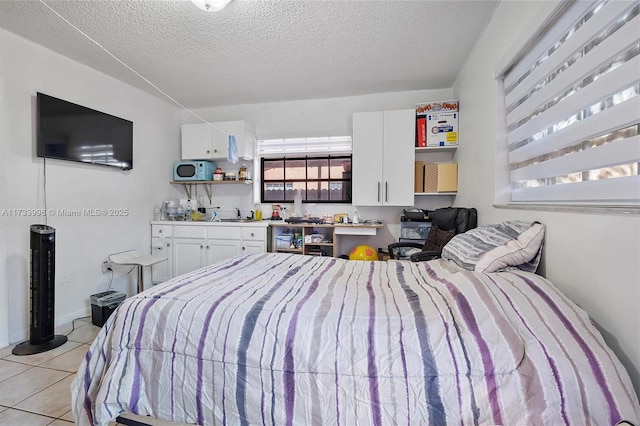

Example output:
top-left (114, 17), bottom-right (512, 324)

top-left (173, 160), bottom-right (216, 181)
top-left (271, 204), bottom-right (283, 220)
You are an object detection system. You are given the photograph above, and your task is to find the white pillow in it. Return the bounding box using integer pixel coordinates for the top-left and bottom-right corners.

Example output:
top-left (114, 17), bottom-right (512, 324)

top-left (442, 221), bottom-right (545, 273)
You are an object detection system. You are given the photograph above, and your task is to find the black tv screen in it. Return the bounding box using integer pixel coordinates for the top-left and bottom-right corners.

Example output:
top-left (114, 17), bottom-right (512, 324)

top-left (36, 93), bottom-right (133, 170)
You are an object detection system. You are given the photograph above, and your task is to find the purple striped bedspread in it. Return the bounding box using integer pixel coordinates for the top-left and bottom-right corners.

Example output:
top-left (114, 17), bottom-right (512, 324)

top-left (72, 253), bottom-right (639, 425)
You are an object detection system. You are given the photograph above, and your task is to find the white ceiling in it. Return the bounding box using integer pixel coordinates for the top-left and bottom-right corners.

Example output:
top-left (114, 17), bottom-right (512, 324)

top-left (0, 0), bottom-right (499, 109)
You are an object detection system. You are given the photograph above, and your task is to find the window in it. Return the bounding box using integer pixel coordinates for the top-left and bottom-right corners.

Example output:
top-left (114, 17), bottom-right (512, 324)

top-left (257, 137), bottom-right (352, 204)
top-left (498, 1), bottom-right (640, 205)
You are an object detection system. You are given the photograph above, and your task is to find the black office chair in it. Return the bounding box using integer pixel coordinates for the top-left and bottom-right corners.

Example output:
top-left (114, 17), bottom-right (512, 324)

top-left (388, 207), bottom-right (477, 262)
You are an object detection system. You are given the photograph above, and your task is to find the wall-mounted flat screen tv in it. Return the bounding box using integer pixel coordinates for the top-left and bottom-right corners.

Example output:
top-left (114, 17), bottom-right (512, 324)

top-left (36, 92), bottom-right (133, 170)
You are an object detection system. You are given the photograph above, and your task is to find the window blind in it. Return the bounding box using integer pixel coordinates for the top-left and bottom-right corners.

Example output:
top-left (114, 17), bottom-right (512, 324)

top-left (257, 136), bottom-right (352, 158)
top-left (502, 0), bottom-right (640, 204)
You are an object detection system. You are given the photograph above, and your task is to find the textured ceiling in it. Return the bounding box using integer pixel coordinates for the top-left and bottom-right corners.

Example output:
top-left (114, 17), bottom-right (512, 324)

top-left (0, 0), bottom-right (498, 109)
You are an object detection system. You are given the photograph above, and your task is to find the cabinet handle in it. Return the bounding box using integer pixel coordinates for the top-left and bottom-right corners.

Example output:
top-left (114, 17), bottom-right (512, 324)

top-left (167, 243), bottom-right (170, 247)
top-left (251, 232), bottom-right (255, 237)
top-left (206, 150), bottom-right (210, 154)
top-left (206, 245), bottom-right (210, 249)
top-left (377, 182), bottom-right (381, 203)
top-left (242, 246), bottom-right (246, 251)
top-left (200, 245), bottom-right (204, 249)
top-left (385, 181), bottom-right (389, 203)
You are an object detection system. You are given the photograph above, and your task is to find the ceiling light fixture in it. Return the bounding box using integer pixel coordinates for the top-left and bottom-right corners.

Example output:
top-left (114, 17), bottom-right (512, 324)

top-left (190, 0), bottom-right (232, 12)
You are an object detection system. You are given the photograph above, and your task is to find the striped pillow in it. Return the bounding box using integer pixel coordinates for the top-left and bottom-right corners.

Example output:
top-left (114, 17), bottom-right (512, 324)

top-left (442, 221), bottom-right (545, 273)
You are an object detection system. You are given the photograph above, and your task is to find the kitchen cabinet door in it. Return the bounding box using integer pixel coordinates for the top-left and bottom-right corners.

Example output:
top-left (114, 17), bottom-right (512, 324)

top-left (173, 238), bottom-right (206, 277)
top-left (352, 109), bottom-right (414, 206)
top-left (241, 227), bottom-right (267, 254)
top-left (211, 120), bottom-right (256, 161)
top-left (181, 123), bottom-right (219, 160)
top-left (382, 109), bottom-right (415, 206)
top-left (206, 226), bottom-right (243, 264)
top-left (206, 239), bottom-right (242, 265)
top-left (352, 111), bottom-right (384, 205)
top-left (183, 121), bottom-right (255, 161)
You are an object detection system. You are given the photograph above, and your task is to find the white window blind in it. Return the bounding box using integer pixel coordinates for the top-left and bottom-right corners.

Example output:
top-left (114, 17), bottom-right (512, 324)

top-left (501, 0), bottom-right (640, 204)
top-left (257, 136), bottom-right (352, 158)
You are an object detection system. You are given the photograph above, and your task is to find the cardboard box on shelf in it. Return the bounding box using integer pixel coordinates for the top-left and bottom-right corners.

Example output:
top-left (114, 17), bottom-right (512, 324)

top-left (424, 164), bottom-right (438, 193)
top-left (423, 163), bottom-right (458, 193)
top-left (414, 161), bottom-right (424, 192)
top-left (437, 163), bottom-right (458, 192)
top-left (416, 100), bottom-right (459, 147)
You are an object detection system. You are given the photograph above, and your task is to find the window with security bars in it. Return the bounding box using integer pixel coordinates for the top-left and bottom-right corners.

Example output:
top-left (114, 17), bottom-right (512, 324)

top-left (499, 0), bottom-right (640, 204)
top-left (257, 137), bottom-right (352, 203)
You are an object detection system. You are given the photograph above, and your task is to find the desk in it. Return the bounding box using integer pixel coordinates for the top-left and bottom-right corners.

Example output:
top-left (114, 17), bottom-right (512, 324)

top-left (270, 223), bottom-right (383, 257)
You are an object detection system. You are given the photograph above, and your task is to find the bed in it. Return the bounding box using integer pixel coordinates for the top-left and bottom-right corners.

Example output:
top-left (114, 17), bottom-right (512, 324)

top-left (72, 249), bottom-right (639, 425)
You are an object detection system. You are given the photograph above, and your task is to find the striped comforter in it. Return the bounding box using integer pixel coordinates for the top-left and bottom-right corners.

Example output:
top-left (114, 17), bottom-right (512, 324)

top-left (72, 253), bottom-right (639, 425)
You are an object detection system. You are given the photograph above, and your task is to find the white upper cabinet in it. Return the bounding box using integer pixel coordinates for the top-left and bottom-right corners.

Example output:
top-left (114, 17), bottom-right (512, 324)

top-left (352, 109), bottom-right (414, 206)
top-left (181, 120), bottom-right (255, 161)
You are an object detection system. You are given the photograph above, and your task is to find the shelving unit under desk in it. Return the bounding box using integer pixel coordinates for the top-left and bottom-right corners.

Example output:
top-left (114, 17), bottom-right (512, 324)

top-left (270, 223), bottom-right (383, 257)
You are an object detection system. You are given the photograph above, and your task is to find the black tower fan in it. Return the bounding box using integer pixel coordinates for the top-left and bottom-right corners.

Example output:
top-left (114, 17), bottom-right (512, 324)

top-left (12, 225), bottom-right (67, 355)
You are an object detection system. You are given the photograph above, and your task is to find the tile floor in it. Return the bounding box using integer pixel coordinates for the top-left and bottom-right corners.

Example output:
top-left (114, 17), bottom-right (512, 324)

top-left (0, 317), bottom-right (101, 425)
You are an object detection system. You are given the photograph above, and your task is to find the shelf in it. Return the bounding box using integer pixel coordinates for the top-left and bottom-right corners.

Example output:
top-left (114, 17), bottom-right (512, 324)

top-left (415, 146), bottom-right (457, 153)
top-left (415, 192), bottom-right (457, 196)
top-left (275, 248), bottom-right (303, 253)
top-left (169, 180), bottom-right (252, 202)
top-left (169, 180), bottom-right (252, 185)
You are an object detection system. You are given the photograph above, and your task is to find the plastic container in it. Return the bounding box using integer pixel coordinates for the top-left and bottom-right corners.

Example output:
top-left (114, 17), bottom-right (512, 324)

top-left (90, 291), bottom-right (126, 327)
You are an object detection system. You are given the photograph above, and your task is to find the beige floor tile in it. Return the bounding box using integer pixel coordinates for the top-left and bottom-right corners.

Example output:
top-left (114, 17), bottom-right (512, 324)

top-left (14, 374), bottom-right (75, 419)
top-left (66, 324), bottom-right (101, 344)
top-left (0, 408), bottom-right (53, 425)
top-left (0, 345), bottom-right (13, 358)
top-left (59, 410), bottom-right (74, 422)
top-left (0, 359), bottom-right (33, 382)
top-left (0, 366), bottom-right (69, 407)
top-left (55, 316), bottom-right (93, 335)
top-left (40, 344), bottom-right (89, 373)
top-left (48, 420), bottom-right (74, 425)
top-left (3, 341), bottom-right (81, 366)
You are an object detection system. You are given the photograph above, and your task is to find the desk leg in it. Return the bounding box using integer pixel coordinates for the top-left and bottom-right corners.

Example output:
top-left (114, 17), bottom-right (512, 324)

top-left (137, 265), bottom-right (144, 294)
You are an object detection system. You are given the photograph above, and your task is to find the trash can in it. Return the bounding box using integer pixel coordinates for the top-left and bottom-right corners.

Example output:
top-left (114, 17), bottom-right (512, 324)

top-left (90, 291), bottom-right (126, 327)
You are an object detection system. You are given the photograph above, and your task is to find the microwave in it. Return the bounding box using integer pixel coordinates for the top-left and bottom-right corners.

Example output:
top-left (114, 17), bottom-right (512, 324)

top-left (173, 161), bottom-right (217, 181)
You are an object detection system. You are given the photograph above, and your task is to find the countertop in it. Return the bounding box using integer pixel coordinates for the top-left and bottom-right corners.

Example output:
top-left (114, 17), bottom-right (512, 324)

top-left (151, 220), bottom-right (383, 229)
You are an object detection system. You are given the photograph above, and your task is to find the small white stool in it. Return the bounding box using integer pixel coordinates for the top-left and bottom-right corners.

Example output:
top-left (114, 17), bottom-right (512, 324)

top-left (109, 250), bottom-right (167, 294)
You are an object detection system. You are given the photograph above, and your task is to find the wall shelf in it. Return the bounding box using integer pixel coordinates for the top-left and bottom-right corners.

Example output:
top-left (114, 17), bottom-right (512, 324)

top-left (414, 192), bottom-right (457, 196)
top-left (415, 146), bottom-right (457, 153)
top-left (169, 180), bottom-right (252, 202)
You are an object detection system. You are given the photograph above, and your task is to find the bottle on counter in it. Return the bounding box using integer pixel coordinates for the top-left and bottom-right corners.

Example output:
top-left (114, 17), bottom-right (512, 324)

top-left (255, 204), bottom-right (263, 221)
top-left (185, 200), bottom-right (193, 221)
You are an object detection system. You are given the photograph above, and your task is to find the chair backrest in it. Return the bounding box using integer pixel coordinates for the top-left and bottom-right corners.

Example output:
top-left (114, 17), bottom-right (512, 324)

top-left (429, 207), bottom-right (478, 235)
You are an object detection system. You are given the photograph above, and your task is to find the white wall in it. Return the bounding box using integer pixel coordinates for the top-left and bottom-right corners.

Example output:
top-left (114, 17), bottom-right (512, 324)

top-left (0, 29), bottom-right (184, 346)
top-left (453, 1), bottom-right (640, 394)
top-left (184, 90), bottom-right (455, 256)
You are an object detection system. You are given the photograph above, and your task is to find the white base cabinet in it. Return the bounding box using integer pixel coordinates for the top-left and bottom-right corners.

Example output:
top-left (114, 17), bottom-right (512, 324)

top-left (151, 222), bottom-right (267, 283)
top-left (352, 109), bottom-right (414, 206)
